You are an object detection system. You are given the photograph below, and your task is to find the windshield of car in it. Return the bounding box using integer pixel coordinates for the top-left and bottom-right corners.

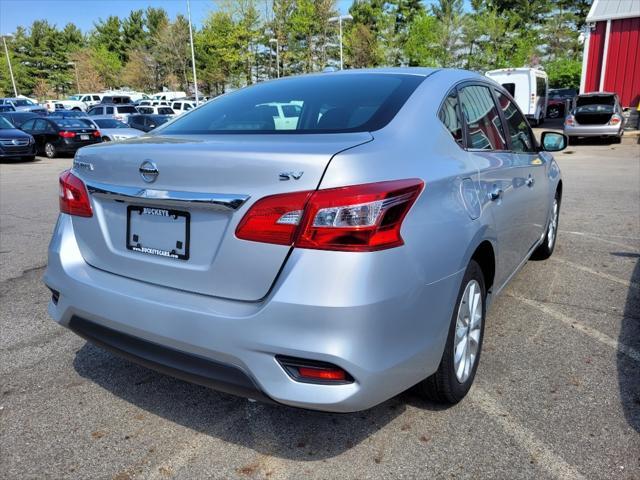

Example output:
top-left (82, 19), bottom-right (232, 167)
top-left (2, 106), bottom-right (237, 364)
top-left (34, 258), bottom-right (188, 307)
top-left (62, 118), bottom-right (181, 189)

top-left (68, 95), bottom-right (81, 101)
top-left (54, 118), bottom-right (95, 129)
top-left (13, 99), bottom-right (34, 107)
top-left (161, 73), bottom-right (424, 134)
top-left (0, 117), bottom-right (15, 129)
top-left (117, 106), bottom-right (138, 113)
top-left (94, 119), bottom-right (127, 128)
top-left (576, 95), bottom-right (615, 107)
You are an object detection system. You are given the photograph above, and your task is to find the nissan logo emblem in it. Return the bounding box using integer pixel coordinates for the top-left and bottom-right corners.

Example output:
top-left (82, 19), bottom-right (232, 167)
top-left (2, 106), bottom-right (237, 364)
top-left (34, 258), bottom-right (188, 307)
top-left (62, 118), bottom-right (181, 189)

top-left (139, 160), bottom-right (159, 183)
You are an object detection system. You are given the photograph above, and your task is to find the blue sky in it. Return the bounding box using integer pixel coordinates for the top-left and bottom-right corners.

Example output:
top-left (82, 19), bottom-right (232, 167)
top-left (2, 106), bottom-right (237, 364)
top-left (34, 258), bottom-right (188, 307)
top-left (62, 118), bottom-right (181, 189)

top-left (0, 0), bottom-right (362, 34)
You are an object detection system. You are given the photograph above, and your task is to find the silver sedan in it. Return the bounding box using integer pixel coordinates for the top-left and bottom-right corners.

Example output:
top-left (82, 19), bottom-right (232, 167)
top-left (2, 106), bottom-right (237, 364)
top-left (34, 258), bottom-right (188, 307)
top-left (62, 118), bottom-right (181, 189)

top-left (44, 68), bottom-right (566, 412)
top-left (90, 116), bottom-right (144, 142)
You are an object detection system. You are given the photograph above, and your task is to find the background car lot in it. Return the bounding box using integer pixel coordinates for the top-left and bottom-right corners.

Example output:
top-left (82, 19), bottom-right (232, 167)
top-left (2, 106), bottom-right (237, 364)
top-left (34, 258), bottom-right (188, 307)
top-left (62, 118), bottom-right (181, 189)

top-left (0, 124), bottom-right (638, 479)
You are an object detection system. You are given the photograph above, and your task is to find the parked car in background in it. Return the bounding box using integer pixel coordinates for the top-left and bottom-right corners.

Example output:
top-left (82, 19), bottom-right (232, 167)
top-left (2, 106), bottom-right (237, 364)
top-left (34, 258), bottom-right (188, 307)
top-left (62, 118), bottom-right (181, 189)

top-left (45, 68), bottom-right (567, 412)
top-left (20, 116), bottom-right (101, 158)
top-left (127, 113), bottom-right (171, 132)
top-left (0, 111), bottom-right (41, 128)
top-left (48, 110), bottom-right (90, 119)
top-left (137, 100), bottom-right (171, 107)
top-left (88, 104), bottom-right (139, 124)
top-left (0, 97), bottom-right (47, 115)
top-left (100, 95), bottom-right (133, 105)
top-left (171, 100), bottom-right (196, 115)
top-left (69, 93), bottom-right (103, 107)
top-left (258, 102), bottom-right (302, 129)
top-left (151, 91), bottom-right (186, 102)
top-left (0, 104), bottom-right (16, 112)
top-left (546, 88), bottom-right (577, 119)
top-left (564, 92), bottom-right (625, 144)
top-left (485, 67), bottom-right (548, 125)
top-left (91, 117), bottom-right (143, 142)
top-left (137, 106), bottom-right (175, 116)
top-left (45, 97), bottom-right (89, 112)
top-left (43, 100), bottom-right (65, 113)
top-left (0, 115), bottom-right (36, 161)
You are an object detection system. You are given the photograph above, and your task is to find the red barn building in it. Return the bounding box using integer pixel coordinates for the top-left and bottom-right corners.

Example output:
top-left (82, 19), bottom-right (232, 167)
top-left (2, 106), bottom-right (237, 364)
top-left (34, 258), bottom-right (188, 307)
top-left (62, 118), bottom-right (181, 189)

top-left (580, 0), bottom-right (640, 108)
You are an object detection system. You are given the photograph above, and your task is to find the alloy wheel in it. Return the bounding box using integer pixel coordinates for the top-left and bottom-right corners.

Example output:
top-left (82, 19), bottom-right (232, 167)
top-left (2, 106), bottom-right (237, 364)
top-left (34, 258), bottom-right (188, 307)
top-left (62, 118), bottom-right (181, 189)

top-left (454, 279), bottom-right (483, 383)
top-left (548, 199), bottom-right (558, 250)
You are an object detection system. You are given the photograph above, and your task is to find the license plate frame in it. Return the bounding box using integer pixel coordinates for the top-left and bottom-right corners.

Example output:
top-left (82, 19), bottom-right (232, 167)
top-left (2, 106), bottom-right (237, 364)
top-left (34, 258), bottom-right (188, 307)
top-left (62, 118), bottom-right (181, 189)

top-left (126, 205), bottom-right (190, 260)
top-left (80, 134), bottom-right (90, 141)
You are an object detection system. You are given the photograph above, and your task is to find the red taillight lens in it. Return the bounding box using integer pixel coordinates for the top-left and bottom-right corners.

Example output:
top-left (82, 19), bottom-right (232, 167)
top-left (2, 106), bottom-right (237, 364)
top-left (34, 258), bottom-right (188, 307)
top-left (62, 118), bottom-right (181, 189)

top-left (92, 130), bottom-right (101, 137)
top-left (609, 114), bottom-right (622, 126)
top-left (298, 367), bottom-right (346, 381)
top-left (59, 170), bottom-right (92, 217)
top-left (235, 179), bottom-right (424, 252)
top-left (59, 131), bottom-right (75, 138)
top-left (565, 115), bottom-right (575, 126)
top-left (235, 190), bottom-right (312, 245)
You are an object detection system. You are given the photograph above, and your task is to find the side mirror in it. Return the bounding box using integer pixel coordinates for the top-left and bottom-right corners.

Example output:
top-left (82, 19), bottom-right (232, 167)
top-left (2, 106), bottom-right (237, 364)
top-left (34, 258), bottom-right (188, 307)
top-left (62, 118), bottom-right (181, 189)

top-left (540, 131), bottom-right (567, 152)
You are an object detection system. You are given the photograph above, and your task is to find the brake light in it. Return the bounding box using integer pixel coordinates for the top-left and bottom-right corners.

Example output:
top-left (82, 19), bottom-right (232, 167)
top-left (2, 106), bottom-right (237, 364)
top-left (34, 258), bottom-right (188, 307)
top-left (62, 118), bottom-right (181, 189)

top-left (59, 170), bottom-right (92, 217)
top-left (59, 131), bottom-right (75, 138)
top-left (236, 179), bottom-right (424, 252)
top-left (92, 130), bottom-right (101, 137)
top-left (609, 114), bottom-right (622, 126)
top-left (565, 115), bottom-right (576, 126)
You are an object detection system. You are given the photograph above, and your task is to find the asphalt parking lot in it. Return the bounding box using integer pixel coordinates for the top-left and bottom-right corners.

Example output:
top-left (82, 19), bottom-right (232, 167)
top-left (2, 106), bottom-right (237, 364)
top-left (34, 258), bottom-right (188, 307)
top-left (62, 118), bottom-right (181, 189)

top-left (1, 129), bottom-right (639, 479)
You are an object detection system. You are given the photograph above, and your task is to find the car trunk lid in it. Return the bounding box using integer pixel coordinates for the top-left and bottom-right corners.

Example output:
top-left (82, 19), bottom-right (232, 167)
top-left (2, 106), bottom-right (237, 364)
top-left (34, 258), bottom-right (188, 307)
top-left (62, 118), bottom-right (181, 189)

top-left (70, 133), bottom-right (372, 301)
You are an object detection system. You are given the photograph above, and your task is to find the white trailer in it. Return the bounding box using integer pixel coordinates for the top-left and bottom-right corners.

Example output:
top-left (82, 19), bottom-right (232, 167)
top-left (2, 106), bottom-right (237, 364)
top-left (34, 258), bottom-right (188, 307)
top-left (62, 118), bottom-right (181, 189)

top-left (485, 68), bottom-right (548, 126)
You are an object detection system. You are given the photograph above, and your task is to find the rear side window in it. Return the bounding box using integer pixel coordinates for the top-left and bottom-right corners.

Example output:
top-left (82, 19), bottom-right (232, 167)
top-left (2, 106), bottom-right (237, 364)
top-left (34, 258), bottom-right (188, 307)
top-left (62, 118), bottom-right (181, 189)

top-left (502, 83), bottom-right (515, 96)
top-left (438, 90), bottom-right (464, 147)
top-left (161, 74), bottom-right (424, 134)
top-left (536, 77), bottom-right (546, 97)
top-left (138, 107), bottom-right (153, 114)
top-left (173, 103), bottom-right (182, 109)
top-left (158, 107), bottom-right (174, 115)
top-left (459, 85), bottom-right (507, 151)
top-left (495, 90), bottom-right (535, 153)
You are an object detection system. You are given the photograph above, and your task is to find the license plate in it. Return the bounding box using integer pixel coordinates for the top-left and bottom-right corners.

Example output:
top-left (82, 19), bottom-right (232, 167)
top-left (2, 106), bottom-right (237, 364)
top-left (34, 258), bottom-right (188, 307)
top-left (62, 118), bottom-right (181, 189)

top-left (126, 206), bottom-right (190, 260)
top-left (80, 134), bottom-right (90, 140)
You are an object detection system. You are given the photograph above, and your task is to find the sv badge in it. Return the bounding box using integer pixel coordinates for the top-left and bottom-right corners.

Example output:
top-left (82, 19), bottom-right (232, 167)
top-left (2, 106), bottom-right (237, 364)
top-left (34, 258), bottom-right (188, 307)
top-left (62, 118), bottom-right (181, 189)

top-left (279, 171), bottom-right (304, 181)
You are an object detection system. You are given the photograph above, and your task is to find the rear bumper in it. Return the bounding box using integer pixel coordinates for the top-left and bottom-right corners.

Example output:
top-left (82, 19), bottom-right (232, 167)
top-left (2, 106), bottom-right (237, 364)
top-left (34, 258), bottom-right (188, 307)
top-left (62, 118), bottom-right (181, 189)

top-left (44, 214), bottom-right (463, 412)
top-left (564, 124), bottom-right (622, 137)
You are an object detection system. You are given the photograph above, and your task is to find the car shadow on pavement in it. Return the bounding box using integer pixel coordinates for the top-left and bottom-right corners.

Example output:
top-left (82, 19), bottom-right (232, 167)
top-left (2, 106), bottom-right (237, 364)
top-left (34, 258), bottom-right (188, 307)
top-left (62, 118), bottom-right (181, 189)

top-left (72, 344), bottom-right (416, 460)
top-left (618, 255), bottom-right (640, 433)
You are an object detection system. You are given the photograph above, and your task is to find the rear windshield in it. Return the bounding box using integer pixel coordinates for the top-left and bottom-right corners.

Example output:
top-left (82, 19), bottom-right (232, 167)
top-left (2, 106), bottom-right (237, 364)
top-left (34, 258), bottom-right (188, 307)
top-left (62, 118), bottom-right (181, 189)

top-left (54, 118), bottom-right (95, 128)
top-left (160, 73), bottom-right (424, 134)
top-left (576, 95), bottom-right (615, 107)
top-left (117, 106), bottom-right (138, 113)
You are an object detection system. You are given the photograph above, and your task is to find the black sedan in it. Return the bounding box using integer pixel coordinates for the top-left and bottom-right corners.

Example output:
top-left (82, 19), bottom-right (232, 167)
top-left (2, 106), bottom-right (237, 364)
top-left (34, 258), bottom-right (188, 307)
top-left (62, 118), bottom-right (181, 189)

top-left (0, 116), bottom-right (36, 161)
top-left (128, 114), bottom-right (171, 132)
top-left (20, 117), bottom-right (102, 158)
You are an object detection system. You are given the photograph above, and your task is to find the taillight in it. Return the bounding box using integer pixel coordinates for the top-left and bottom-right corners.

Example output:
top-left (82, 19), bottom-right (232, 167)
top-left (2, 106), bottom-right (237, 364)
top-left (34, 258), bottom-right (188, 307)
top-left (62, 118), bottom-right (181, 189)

top-left (565, 115), bottom-right (575, 126)
top-left (59, 131), bottom-right (75, 138)
top-left (92, 130), bottom-right (101, 137)
top-left (609, 114), bottom-right (622, 126)
top-left (236, 179), bottom-right (424, 252)
top-left (59, 170), bottom-right (92, 217)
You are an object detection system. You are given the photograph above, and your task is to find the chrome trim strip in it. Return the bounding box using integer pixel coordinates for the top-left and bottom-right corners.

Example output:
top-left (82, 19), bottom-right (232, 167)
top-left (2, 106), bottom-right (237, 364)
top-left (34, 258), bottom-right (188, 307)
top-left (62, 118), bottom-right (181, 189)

top-left (85, 180), bottom-right (249, 211)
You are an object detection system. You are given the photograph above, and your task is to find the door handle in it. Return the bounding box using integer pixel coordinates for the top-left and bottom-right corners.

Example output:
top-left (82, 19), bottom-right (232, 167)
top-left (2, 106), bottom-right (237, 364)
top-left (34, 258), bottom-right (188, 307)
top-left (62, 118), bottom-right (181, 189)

top-left (489, 188), bottom-right (503, 201)
top-left (526, 175), bottom-right (535, 187)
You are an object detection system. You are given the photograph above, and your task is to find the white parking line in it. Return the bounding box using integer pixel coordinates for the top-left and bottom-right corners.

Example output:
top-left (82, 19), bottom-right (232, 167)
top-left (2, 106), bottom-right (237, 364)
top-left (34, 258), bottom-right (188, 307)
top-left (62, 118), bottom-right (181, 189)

top-left (472, 387), bottom-right (587, 480)
top-left (560, 230), bottom-right (640, 250)
top-left (551, 257), bottom-right (639, 290)
top-left (511, 294), bottom-right (640, 363)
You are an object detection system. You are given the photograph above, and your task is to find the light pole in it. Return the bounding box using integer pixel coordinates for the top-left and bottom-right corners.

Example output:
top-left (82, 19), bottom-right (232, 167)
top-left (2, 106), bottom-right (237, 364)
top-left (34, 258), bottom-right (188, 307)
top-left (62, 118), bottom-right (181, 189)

top-left (2, 34), bottom-right (18, 96)
top-left (68, 61), bottom-right (80, 93)
top-left (328, 14), bottom-right (352, 70)
top-left (186, 0), bottom-right (199, 106)
top-left (269, 38), bottom-right (279, 78)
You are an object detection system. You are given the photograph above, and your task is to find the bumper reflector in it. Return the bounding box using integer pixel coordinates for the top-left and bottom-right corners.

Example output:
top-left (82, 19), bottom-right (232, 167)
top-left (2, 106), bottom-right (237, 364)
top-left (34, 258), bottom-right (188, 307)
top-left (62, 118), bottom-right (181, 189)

top-left (277, 355), bottom-right (353, 385)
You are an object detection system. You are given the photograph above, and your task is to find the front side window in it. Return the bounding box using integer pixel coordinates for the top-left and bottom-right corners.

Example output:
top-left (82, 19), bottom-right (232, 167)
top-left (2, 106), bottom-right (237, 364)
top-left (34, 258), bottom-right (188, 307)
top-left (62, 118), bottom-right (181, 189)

top-left (21, 119), bottom-right (35, 130)
top-left (438, 90), bottom-right (464, 147)
top-left (88, 107), bottom-right (101, 116)
top-left (459, 85), bottom-right (507, 151)
top-left (106, 107), bottom-right (114, 114)
top-left (161, 73), bottom-right (424, 134)
top-left (494, 90), bottom-right (536, 153)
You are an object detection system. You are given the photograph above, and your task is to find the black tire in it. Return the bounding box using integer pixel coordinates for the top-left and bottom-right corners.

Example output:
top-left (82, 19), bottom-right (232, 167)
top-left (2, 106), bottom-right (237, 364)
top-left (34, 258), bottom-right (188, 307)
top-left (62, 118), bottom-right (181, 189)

top-left (44, 142), bottom-right (57, 159)
top-left (418, 260), bottom-right (486, 404)
top-left (531, 191), bottom-right (560, 260)
top-left (567, 136), bottom-right (577, 146)
top-left (547, 106), bottom-right (560, 119)
top-left (102, 136), bottom-right (111, 142)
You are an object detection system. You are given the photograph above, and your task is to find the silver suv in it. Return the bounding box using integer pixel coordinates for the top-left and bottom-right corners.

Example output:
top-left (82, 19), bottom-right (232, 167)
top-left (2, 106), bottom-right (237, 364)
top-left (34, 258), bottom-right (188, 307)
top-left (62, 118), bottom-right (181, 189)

top-left (87, 104), bottom-right (138, 124)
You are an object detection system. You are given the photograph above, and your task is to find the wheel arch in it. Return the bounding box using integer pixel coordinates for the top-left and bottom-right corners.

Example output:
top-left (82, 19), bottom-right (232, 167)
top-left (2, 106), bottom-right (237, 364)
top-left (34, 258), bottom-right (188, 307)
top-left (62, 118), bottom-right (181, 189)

top-left (470, 240), bottom-right (496, 295)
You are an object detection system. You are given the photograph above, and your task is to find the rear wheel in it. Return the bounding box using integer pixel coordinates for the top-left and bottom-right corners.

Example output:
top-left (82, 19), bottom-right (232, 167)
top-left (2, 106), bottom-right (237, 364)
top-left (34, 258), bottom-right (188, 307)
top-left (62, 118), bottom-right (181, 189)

top-left (418, 260), bottom-right (485, 404)
top-left (547, 106), bottom-right (561, 119)
top-left (532, 193), bottom-right (560, 260)
top-left (44, 142), bottom-right (57, 159)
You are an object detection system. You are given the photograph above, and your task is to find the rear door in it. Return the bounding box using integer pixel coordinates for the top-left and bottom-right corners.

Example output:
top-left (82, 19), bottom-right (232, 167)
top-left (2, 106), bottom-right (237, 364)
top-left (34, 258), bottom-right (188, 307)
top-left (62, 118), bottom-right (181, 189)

top-left (71, 133), bottom-right (373, 301)
top-left (459, 83), bottom-right (533, 287)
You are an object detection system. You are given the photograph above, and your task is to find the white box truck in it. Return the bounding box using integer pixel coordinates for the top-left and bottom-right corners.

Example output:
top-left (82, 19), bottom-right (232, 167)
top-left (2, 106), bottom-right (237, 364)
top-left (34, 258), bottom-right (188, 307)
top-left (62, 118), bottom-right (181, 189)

top-left (485, 68), bottom-right (548, 126)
